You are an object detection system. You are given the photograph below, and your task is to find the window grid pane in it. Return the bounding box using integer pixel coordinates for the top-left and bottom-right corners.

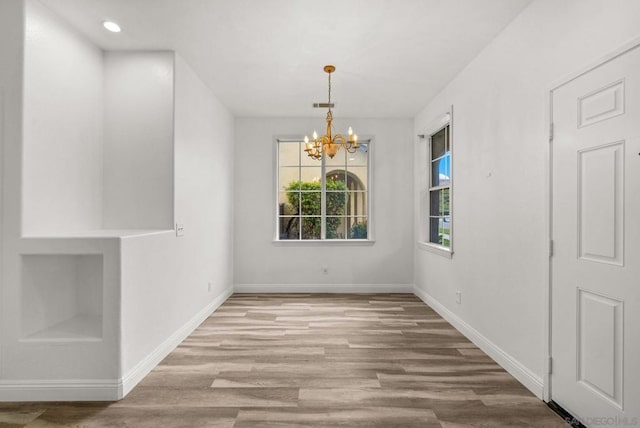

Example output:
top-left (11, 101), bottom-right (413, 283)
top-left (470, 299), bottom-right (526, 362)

top-left (429, 188), bottom-right (450, 217)
top-left (429, 217), bottom-right (451, 248)
top-left (301, 217), bottom-right (322, 240)
top-left (279, 216), bottom-right (300, 240)
top-left (431, 128), bottom-right (446, 160)
top-left (326, 216), bottom-right (346, 239)
top-left (347, 144), bottom-right (369, 167)
top-left (348, 216), bottom-right (368, 239)
top-left (431, 155), bottom-right (451, 187)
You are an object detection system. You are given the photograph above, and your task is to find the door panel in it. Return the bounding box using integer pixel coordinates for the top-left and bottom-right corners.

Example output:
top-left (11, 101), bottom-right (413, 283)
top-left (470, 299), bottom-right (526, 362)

top-left (577, 141), bottom-right (624, 265)
top-left (551, 44), bottom-right (639, 425)
top-left (577, 288), bottom-right (623, 408)
top-left (578, 79), bottom-right (625, 127)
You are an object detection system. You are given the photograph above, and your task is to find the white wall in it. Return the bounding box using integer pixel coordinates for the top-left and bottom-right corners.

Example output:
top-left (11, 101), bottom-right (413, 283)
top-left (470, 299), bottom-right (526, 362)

top-left (234, 117), bottom-right (414, 291)
top-left (0, 0), bottom-right (25, 372)
top-left (413, 0), bottom-right (640, 394)
top-left (22, 0), bottom-right (103, 236)
top-left (173, 54), bottom-right (234, 295)
top-left (120, 54), bottom-right (234, 380)
top-left (103, 51), bottom-right (174, 230)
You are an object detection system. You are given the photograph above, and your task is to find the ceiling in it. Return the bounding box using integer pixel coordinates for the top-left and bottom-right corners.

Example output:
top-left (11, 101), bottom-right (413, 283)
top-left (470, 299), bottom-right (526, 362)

top-left (42, 0), bottom-right (531, 118)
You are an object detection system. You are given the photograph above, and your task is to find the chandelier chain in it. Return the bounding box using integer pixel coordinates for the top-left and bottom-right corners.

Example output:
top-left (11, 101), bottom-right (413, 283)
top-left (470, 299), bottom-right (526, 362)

top-left (328, 72), bottom-right (331, 109)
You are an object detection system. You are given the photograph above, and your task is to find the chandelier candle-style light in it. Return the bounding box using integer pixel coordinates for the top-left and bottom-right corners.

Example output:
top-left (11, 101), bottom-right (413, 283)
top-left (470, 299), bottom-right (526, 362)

top-left (304, 65), bottom-right (358, 160)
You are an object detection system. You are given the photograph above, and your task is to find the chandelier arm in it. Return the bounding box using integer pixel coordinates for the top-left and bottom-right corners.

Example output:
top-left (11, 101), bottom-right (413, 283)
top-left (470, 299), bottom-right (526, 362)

top-left (307, 142), bottom-right (321, 159)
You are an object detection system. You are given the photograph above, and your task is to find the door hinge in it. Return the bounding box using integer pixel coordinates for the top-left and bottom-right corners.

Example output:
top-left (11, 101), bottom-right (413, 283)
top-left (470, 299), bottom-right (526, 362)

top-left (549, 122), bottom-right (554, 142)
top-left (548, 356), bottom-right (553, 374)
top-left (549, 240), bottom-right (554, 257)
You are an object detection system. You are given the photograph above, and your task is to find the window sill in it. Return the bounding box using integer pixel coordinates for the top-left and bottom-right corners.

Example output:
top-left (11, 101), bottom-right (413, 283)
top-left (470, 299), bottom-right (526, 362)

top-left (273, 239), bottom-right (375, 246)
top-left (416, 241), bottom-right (453, 259)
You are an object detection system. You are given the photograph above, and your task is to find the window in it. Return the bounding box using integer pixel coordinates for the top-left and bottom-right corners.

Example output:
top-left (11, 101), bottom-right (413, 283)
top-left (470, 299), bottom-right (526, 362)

top-left (276, 139), bottom-right (370, 241)
top-left (428, 124), bottom-right (451, 249)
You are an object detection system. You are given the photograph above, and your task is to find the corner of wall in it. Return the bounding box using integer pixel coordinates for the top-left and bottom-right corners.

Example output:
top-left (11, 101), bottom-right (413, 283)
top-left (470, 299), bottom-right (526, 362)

top-left (119, 284), bottom-right (233, 398)
top-left (413, 284), bottom-right (544, 398)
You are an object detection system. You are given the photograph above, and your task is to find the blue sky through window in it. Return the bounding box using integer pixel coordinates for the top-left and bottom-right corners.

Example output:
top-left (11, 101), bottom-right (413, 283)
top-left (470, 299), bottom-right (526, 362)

top-left (439, 154), bottom-right (450, 184)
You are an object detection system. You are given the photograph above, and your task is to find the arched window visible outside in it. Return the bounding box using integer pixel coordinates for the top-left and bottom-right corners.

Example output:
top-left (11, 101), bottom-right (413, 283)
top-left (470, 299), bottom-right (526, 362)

top-left (325, 170), bottom-right (367, 238)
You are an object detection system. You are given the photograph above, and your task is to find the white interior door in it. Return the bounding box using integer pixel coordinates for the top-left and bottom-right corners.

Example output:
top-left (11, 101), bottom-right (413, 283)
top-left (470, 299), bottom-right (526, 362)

top-left (551, 45), bottom-right (640, 425)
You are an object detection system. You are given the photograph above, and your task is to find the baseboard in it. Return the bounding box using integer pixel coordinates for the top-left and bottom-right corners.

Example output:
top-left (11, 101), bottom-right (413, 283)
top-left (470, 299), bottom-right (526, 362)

top-left (0, 379), bottom-right (120, 402)
top-left (0, 286), bottom-right (542, 401)
top-left (413, 285), bottom-right (544, 399)
top-left (234, 283), bottom-right (414, 293)
top-left (0, 285), bottom-right (233, 402)
top-left (119, 284), bottom-right (233, 398)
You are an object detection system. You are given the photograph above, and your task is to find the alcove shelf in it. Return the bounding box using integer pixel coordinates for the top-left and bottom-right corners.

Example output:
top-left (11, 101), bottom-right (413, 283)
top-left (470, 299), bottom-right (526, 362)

top-left (21, 254), bottom-right (104, 342)
top-left (22, 314), bottom-right (102, 342)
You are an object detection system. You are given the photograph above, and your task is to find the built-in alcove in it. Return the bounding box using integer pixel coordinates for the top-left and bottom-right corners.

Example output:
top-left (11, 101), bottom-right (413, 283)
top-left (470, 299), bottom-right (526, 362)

top-left (21, 254), bottom-right (103, 341)
top-left (21, 11), bottom-right (175, 237)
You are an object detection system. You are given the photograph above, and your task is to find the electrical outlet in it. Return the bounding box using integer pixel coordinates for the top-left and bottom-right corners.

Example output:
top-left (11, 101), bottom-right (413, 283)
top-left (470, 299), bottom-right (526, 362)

top-left (322, 265), bottom-right (328, 274)
top-left (456, 291), bottom-right (462, 304)
top-left (176, 223), bottom-right (185, 237)
top-left (207, 282), bottom-right (213, 292)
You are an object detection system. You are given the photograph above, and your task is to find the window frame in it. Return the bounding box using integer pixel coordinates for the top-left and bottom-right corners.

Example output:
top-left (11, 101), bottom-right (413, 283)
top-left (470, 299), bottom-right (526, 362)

top-left (418, 110), bottom-right (453, 258)
top-left (273, 136), bottom-right (374, 244)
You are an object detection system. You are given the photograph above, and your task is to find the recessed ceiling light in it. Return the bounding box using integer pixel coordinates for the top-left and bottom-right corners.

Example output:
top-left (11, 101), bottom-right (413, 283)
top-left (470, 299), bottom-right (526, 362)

top-left (103, 21), bottom-right (121, 33)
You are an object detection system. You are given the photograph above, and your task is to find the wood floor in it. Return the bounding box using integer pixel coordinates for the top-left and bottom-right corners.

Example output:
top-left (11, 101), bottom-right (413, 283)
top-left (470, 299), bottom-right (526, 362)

top-left (0, 293), bottom-right (567, 427)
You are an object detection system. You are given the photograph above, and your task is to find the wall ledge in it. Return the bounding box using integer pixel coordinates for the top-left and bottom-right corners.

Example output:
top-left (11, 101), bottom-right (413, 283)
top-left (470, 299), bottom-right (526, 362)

top-left (413, 285), bottom-right (544, 399)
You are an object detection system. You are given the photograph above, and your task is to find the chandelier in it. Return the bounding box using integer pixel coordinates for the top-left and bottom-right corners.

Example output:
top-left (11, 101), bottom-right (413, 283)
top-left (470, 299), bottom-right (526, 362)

top-left (304, 65), bottom-right (358, 160)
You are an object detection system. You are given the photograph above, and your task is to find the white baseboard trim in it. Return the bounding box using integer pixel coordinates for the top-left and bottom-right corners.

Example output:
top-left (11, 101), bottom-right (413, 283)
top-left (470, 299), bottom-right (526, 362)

top-left (234, 283), bottom-right (414, 293)
top-left (0, 379), bottom-right (120, 402)
top-left (119, 284), bottom-right (233, 398)
top-left (413, 285), bottom-right (544, 399)
top-left (0, 285), bottom-right (233, 402)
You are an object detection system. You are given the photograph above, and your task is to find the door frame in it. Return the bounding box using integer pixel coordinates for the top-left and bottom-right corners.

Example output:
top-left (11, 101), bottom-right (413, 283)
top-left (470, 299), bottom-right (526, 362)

top-left (544, 35), bottom-right (640, 402)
